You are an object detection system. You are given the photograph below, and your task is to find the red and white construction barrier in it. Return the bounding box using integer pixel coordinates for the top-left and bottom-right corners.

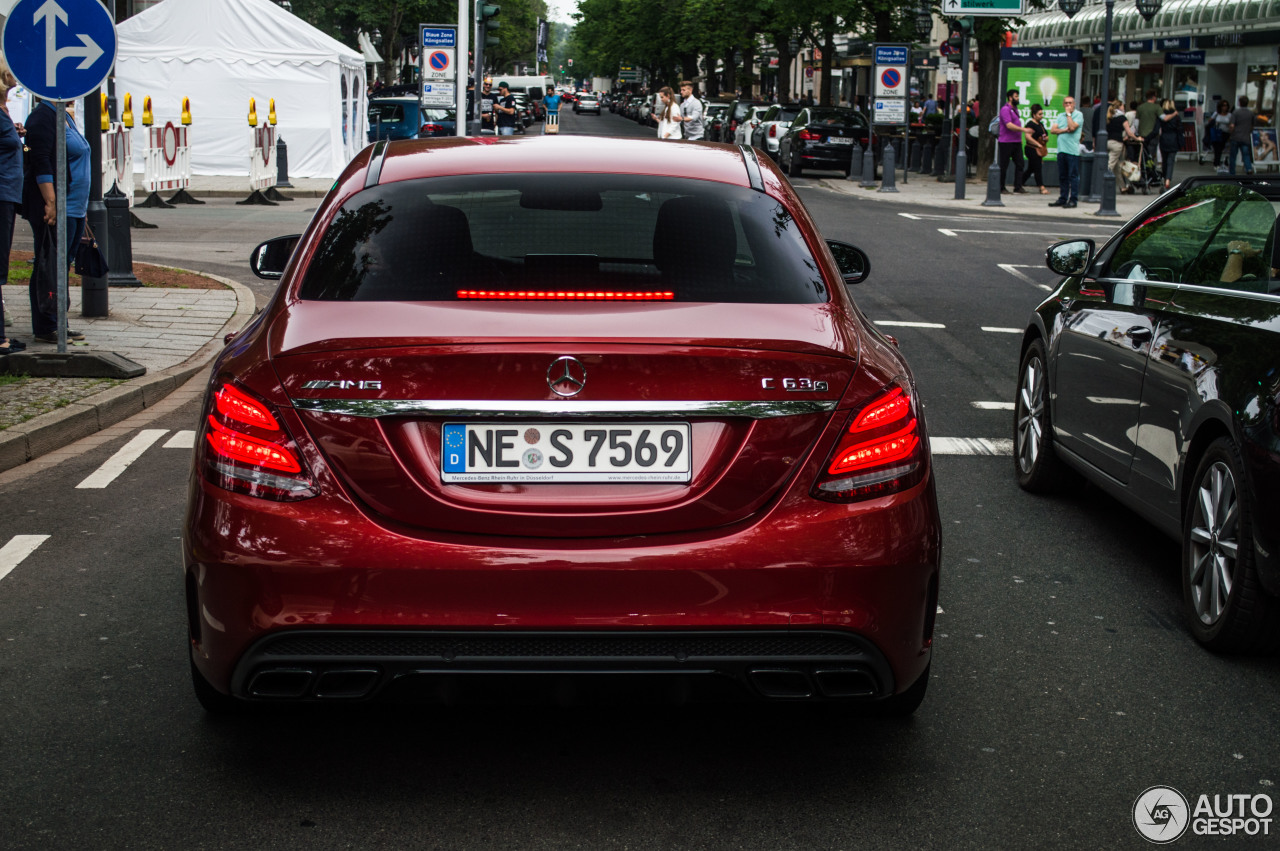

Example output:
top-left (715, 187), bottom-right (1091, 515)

top-left (143, 121), bottom-right (191, 194)
top-left (249, 124), bottom-right (277, 191)
top-left (100, 122), bottom-right (134, 206)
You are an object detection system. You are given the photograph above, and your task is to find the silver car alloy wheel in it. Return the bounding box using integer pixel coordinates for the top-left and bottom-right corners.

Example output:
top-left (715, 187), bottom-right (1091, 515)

top-left (1187, 460), bottom-right (1239, 625)
top-left (1016, 354), bottom-right (1045, 474)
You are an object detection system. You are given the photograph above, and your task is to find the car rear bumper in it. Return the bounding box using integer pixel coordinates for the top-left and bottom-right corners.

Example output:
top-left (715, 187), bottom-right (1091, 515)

top-left (184, 474), bottom-right (940, 704)
top-left (226, 628), bottom-right (898, 705)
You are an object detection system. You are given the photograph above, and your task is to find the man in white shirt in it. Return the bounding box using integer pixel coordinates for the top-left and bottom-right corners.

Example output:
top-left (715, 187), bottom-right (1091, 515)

top-left (676, 81), bottom-right (704, 141)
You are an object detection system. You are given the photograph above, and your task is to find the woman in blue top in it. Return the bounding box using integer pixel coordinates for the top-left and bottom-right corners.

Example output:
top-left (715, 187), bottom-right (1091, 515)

top-left (0, 63), bottom-right (25, 353)
top-left (22, 98), bottom-right (91, 344)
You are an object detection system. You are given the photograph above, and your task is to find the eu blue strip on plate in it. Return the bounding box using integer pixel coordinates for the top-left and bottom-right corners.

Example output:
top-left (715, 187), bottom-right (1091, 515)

top-left (442, 424), bottom-right (466, 472)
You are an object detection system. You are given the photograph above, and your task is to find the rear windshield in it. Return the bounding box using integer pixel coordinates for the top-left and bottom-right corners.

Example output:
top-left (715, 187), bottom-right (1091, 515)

top-left (368, 103), bottom-right (407, 123)
top-left (298, 174), bottom-right (827, 304)
top-left (809, 109), bottom-right (865, 128)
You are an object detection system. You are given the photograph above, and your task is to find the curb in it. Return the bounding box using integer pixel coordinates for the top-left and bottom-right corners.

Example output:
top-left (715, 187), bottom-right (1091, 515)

top-left (134, 189), bottom-right (330, 200)
top-left (0, 272), bottom-right (255, 473)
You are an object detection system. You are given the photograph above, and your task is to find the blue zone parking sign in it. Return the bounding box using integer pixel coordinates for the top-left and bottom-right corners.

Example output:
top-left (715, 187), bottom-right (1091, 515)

top-left (2, 0), bottom-right (117, 101)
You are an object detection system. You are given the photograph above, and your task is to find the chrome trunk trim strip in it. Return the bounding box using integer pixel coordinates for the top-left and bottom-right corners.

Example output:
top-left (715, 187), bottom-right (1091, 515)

top-left (292, 399), bottom-right (838, 419)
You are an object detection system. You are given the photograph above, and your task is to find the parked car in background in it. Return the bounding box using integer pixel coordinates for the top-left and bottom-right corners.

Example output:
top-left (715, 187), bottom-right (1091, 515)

top-left (194, 136), bottom-right (941, 715)
top-left (751, 104), bottom-right (804, 160)
top-left (719, 100), bottom-right (766, 143)
top-left (705, 103), bottom-right (730, 142)
top-left (575, 94), bottom-right (601, 115)
top-left (777, 107), bottom-right (872, 177)
top-left (367, 97), bottom-right (433, 142)
top-left (732, 105), bottom-right (771, 146)
top-left (1015, 176), bottom-right (1280, 653)
top-left (416, 107), bottom-right (456, 138)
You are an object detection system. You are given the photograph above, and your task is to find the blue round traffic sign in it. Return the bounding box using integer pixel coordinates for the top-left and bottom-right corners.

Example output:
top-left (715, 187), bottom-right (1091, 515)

top-left (880, 68), bottom-right (901, 90)
top-left (429, 50), bottom-right (450, 72)
top-left (2, 0), bottom-right (117, 102)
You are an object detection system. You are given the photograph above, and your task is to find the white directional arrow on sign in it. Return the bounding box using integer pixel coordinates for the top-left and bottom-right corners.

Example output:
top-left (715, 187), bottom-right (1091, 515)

top-left (35, 0), bottom-right (103, 87)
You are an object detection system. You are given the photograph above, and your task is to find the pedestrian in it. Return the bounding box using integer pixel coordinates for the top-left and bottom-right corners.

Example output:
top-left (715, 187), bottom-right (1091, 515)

top-left (1156, 98), bottom-right (1182, 190)
top-left (0, 61), bottom-right (24, 353)
top-left (1135, 89), bottom-right (1161, 166)
top-left (656, 87), bottom-right (682, 140)
top-left (923, 95), bottom-right (937, 116)
top-left (1079, 96), bottom-right (1095, 152)
top-left (1228, 95), bottom-right (1255, 175)
top-left (493, 81), bottom-right (518, 136)
top-left (542, 86), bottom-right (561, 134)
top-left (22, 98), bottom-right (90, 344)
top-left (1209, 98), bottom-right (1231, 172)
top-left (1048, 95), bottom-right (1082, 209)
top-left (1106, 99), bottom-right (1140, 194)
top-left (997, 88), bottom-right (1033, 194)
top-left (479, 79), bottom-right (495, 133)
top-left (1021, 103), bottom-right (1050, 195)
top-left (676, 80), bottom-right (704, 141)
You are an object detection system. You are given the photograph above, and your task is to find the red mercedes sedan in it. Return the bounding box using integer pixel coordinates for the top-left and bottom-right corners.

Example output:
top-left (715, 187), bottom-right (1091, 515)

top-left (184, 136), bottom-right (941, 714)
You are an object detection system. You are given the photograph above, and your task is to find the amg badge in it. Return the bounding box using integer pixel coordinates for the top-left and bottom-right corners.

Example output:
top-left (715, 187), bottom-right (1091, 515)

top-left (301, 380), bottom-right (383, 390)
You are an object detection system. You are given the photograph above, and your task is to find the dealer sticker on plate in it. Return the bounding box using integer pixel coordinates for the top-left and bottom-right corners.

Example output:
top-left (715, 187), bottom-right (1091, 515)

top-left (442, 423), bottom-right (692, 483)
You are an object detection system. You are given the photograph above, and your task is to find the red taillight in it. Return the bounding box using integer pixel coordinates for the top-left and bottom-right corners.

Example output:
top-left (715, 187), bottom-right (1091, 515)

top-left (200, 381), bottom-right (316, 501)
top-left (421, 123), bottom-right (444, 134)
top-left (769, 124), bottom-right (777, 138)
top-left (799, 129), bottom-right (819, 141)
top-left (457, 289), bottom-right (674, 301)
top-left (729, 120), bottom-right (738, 131)
top-left (813, 384), bottom-right (927, 502)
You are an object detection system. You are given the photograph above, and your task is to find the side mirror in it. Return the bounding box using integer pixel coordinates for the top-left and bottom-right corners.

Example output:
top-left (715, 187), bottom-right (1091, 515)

top-left (1045, 239), bottom-right (1096, 277)
top-left (250, 234), bottom-right (301, 280)
top-left (826, 240), bottom-right (870, 285)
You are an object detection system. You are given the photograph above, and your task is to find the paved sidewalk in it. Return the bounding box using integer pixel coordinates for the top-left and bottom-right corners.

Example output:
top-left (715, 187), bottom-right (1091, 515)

top-left (0, 275), bottom-right (254, 472)
top-left (811, 154), bottom-right (1227, 219)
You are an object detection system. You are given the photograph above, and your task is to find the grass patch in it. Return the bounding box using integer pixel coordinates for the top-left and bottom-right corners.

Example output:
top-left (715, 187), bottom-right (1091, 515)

top-left (0, 372), bottom-right (29, 386)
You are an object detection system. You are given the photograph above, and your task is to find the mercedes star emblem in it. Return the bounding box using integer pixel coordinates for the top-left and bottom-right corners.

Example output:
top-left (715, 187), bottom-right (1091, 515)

top-left (547, 356), bottom-right (587, 397)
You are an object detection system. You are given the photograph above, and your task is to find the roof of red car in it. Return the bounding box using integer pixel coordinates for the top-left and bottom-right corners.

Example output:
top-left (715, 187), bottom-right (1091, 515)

top-left (375, 136), bottom-right (753, 187)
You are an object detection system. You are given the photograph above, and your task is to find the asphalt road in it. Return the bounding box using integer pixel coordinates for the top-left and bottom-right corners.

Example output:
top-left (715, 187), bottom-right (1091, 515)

top-left (0, 107), bottom-right (1276, 850)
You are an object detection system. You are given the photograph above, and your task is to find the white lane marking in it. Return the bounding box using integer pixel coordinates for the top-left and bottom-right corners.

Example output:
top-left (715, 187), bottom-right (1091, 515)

top-left (998, 263), bottom-right (1053, 292)
top-left (0, 535), bottom-right (51, 583)
top-left (164, 430), bottom-right (196, 449)
top-left (939, 228), bottom-right (958, 238)
top-left (898, 212), bottom-right (922, 220)
top-left (932, 437), bottom-right (1013, 456)
top-left (981, 326), bottom-right (1023, 334)
top-left (937, 606), bottom-right (944, 614)
top-left (875, 320), bottom-right (947, 329)
top-left (76, 429), bottom-right (168, 489)
top-left (972, 401), bottom-right (1015, 410)
top-left (939, 228), bottom-right (1105, 237)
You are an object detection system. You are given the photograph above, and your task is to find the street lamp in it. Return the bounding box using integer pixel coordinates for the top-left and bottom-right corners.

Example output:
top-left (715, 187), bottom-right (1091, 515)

top-left (1058, 0), bottom-right (1085, 17)
top-left (915, 5), bottom-right (934, 42)
top-left (1136, 0), bottom-right (1163, 21)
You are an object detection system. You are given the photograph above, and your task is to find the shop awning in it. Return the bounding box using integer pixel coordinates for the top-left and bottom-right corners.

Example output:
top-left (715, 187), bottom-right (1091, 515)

top-left (1015, 0), bottom-right (1280, 47)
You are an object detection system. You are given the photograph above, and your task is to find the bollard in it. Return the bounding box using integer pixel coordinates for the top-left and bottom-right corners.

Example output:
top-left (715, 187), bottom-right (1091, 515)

top-left (1080, 152), bottom-right (1094, 199)
top-left (276, 135), bottom-right (294, 188)
top-left (934, 135), bottom-right (949, 178)
top-left (848, 140), bottom-right (863, 180)
top-left (911, 140), bottom-right (924, 172)
top-left (919, 139), bottom-right (933, 173)
top-left (981, 159), bottom-right (1005, 207)
top-left (104, 184), bottom-right (143, 286)
top-left (878, 142), bottom-right (898, 193)
top-left (859, 144), bottom-right (877, 188)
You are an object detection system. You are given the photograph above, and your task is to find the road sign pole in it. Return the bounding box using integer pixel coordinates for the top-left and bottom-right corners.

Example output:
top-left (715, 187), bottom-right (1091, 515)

top-left (56, 102), bottom-right (68, 354)
top-left (84, 83), bottom-right (108, 316)
top-left (954, 35), bottom-right (970, 200)
top-left (457, 0), bottom-right (469, 137)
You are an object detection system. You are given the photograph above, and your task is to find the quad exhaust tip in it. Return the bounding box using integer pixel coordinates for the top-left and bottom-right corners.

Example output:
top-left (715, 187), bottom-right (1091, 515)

top-left (246, 666), bottom-right (381, 700)
top-left (748, 667), bottom-right (880, 700)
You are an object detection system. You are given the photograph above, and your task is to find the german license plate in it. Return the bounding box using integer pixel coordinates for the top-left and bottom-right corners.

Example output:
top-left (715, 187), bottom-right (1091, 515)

top-left (441, 423), bottom-right (692, 483)
top-left (828, 137), bottom-right (854, 145)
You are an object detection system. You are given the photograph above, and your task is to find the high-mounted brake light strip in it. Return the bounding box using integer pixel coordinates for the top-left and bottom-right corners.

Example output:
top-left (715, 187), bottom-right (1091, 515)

top-left (457, 290), bottom-right (674, 301)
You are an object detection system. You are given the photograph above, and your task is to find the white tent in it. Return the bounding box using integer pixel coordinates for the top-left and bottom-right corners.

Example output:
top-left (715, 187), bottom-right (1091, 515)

top-left (114, 0), bottom-right (367, 178)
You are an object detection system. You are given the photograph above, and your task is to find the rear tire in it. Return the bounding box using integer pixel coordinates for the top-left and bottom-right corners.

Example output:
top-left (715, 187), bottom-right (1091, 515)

top-left (1182, 438), bottom-right (1280, 653)
top-left (788, 149), bottom-right (803, 178)
top-left (1014, 339), bottom-right (1074, 493)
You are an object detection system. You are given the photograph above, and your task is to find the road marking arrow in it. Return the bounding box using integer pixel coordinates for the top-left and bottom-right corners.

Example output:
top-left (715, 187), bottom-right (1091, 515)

top-left (34, 0), bottom-right (103, 87)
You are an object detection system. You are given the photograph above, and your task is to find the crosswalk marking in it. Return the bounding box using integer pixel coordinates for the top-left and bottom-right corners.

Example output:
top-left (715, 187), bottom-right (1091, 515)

top-left (932, 437), bottom-right (1013, 456)
top-left (972, 401), bottom-right (1015, 410)
top-left (998, 263), bottom-right (1053, 291)
top-left (76, 429), bottom-right (168, 489)
top-left (981, 326), bottom-right (1022, 334)
top-left (163, 430), bottom-right (196, 449)
top-left (0, 535), bottom-right (51, 584)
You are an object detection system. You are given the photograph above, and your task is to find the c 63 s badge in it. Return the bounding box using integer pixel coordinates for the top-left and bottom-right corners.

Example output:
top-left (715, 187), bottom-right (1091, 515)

top-left (762, 378), bottom-right (829, 392)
